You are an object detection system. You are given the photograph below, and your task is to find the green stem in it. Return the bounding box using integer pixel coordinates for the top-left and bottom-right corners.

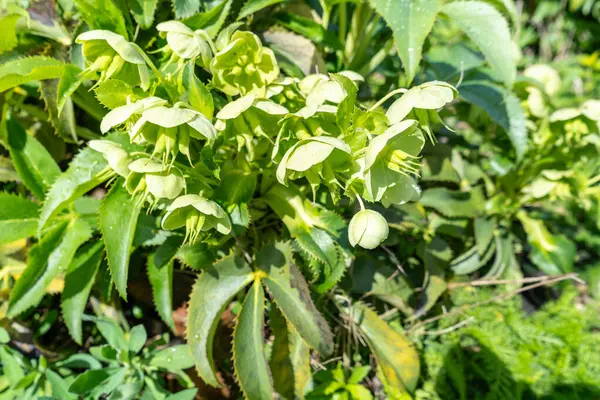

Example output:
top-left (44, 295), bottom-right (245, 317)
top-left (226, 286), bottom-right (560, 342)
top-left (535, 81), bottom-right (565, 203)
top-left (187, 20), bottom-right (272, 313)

top-left (368, 87), bottom-right (408, 112)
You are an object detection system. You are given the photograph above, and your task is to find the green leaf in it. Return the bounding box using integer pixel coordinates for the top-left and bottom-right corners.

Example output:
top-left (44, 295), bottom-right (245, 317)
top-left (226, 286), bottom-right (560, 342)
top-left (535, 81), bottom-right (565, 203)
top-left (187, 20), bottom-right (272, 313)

top-left (0, 347), bottom-right (24, 386)
top-left (269, 308), bottom-right (311, 399)
top-left (441, 1), bottom-right (516, 87)
top-left (187, 252), bottom-right (254, 387)
top-left (74, 0), bottom-right (128, 38)
top-left (0, 156), bottom-right (19, 182)
top-left (128, 324), bottom-right (147, 354)
top-left (367, 0), bottom-right (441, 84)
top-left (184, 0), bottom-right (232, 38)
top-left (130, 0), bottom-right (158, 29)
top-left (92, 317), bottom-right (128, 350)
top-left (419, 186), bottom-right (485, 218)
top-left (57, 64), bottom-right (85, 116)
top-left (46, 369), bottom-right (78, 400)
top-left (147, 253), bottom-right (175, 330)
top-left (346, 302), bottom-right (420, 396)
top-left (8, 218), bottom-right (92, 317)
top-left (459, 81), bottom-right (527, 159)
top-left (275, 12), bottom-right (343, 51)
top-left (38, 147), bottom-right (109, 233)
top-left (0, 192), bottom-right (39, 244)
top-left (0, 12), bottom-right (23, 54)
top-left (0, 56), bottom-right (65, 93)
top-left (62, 241), bottom-right (104, 344)
top-left (99, 182), bottom-right (142, 300)
top-left (149, 344), bottom-right (195, 370)
top-left (94, 79), bottom-right (136, 109)
top-left (2, 116), bottom-right (61, 200)
top-left (40, 77), bottom-right (78, 143)
top-left (238, 0), bottom-right (287, 20)
top-left (183, 62), bottom-right (214, 120)
top-left (68, 368), bottom-right (114, 395)
top-left (172, 0), bottom-right (200, 19)
top-left (258, 242), bottom-right (334, 357)
top-left (234, 280), bottom-right (273, 400)
top-left (165, 389), bottom-right (199, 400)
top-left (0, 327), bottom-right (9, 343)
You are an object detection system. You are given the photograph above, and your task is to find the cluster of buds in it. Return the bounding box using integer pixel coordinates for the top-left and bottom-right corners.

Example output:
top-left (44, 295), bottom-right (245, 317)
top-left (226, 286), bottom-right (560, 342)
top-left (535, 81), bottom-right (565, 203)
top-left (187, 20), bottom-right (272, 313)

top-left (79, 23), bottom-right (456, 249)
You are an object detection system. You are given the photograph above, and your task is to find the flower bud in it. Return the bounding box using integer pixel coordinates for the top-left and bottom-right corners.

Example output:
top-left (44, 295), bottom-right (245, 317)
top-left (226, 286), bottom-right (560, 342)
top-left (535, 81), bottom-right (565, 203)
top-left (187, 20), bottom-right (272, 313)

top-left (348, 210), bottom-right (389, 250)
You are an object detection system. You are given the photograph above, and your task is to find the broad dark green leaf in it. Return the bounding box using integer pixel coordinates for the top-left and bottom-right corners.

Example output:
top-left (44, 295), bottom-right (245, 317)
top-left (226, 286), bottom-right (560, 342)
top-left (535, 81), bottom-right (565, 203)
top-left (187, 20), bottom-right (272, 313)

top-left (8, 218), bottom-right (92, 317)
top-left (38, 147), bottom-right (109, 233)
top-left (258, 242), bottom-right (334, 357)
top-left (0, 56), bottom-right (65, 93)
top-left (149, 344), bottom-right (195, 370)
top-left (346, 302), bottom-right (420, 396)
top-left (187, 252), bottom-right (254, 387)
top-left (147, 253), bottom-right (175, 330)
top-left (0, 192), bottom-right (39, 244)
top-left (367, 0), bottom-right (441, 84)
top-left (238, 0), bottom-right (286, 20)
top-left (74, 0), bottom-right (128, 38)
top-left (130, 0), bottom-right (158, 29)
top-left (441, 1), bottom-right (515, 87)
top-left (99, 183), bottom-right (142, 300)
top-left (419, 186), bottom-right (485, 218)
top-left (269, 308), bottom-right (311, 399)
top-left (459, 81), bottom-right (527, 159)
top-left (2, 116), bottom-right (61, 200)
top-left (234, 280), bottom-right (273, 400)
top-left (68, 368), bottom-right (116, 394)
top-left (275, 12), bottom-right (343, 51)
top-left (92, 317), bottom-right (128, 350)
top-left (62, 241), bottom-right (104, 344)
top-left (128, 324), bottom-right (147, 354)
top-left (46, 369), bottom-right (78, 400)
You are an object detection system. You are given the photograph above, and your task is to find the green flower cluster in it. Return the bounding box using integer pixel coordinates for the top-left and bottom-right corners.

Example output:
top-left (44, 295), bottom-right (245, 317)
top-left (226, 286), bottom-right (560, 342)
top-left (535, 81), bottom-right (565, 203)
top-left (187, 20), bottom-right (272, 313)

top-left (80, 23), bottom-right (456, 249)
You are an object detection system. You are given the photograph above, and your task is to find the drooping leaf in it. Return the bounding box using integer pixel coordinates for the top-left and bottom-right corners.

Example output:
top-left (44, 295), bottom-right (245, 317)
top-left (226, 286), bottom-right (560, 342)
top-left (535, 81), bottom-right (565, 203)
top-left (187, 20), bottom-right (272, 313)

top-left (269, 308), bottom-right (311, 399)
top-left (257, 242), bottom-right (334, 357)
top-left (8, 218), bottom-right (92, 317)
top-left (62, 241), bottom-right (104, 344)
top-left (74, 0), bottom-right (128, 38)
top-left (187, 252), bottom-right (254, 387)
top-left (99, 182), bottom-right (142, 300)
top-left (130, 0), bottom-right (158, 29)
top-left (38, 147), bottom-right (109, 232)
top-left (441, 1), bottom-right (516, 87)
top-left (0, 192), bottom-right (39, 244)
top-left (419, 186), bottom-right (486, 218)
top-left (147, 253), bottom-right (175, 330)
top-left (459, 80), bottom-right (527, 159)
top-left (2, 116), bottom-right (61, 200)
top-left (367, 0), bottom-right (442, 84)
top-left (346, 302), bottom-right (420, 396)
top-left (0, 56), bottom-right (65, 93)
top-left (238, 0), bottom-right (287, 20)
top-left (233, 280), bottom-right (274, 399)
top-left (149, 344), bottom-right (195, 370)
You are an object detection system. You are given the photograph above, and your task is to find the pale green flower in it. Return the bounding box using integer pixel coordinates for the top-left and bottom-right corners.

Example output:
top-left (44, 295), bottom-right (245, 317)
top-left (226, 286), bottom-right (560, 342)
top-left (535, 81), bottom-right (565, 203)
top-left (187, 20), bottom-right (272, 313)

top-left (348, 209), bottom-right (389, 249)
top-left (125, 158), bottom-right (186, 205)
top-left (156, 21), bottom-right (212, 67)
top-left (88, 140), bottom-right (131, 177)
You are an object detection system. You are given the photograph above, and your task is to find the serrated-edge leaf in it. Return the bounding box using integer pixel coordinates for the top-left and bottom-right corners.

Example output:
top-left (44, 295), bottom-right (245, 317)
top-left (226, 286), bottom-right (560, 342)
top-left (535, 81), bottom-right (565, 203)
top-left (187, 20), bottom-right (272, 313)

top-left (147, 253), bottom-right (175, 330)
top-left (0, 192), bottom-right (40, 244)
top-left (187, 252), bottom-right (254, 387)
top-left (38, 147), bottom-right (109, 233)
top-left (172, 0), bottom-right (201, 19)
top-left (99, 182), bottom-right (141, 300)
top-left (233, 280), bottom-right (274, 400)
top-left (238, 0), bottom-right (286, 20)
top-left (0, 56), bottom-right (65, 92)
top-left (61, 241), bottom-right (104, 344)
top-left (8, 218), bottom-right (92, 317)
top-left (258, 242), bottom-right (334, 357)
top-left (130, 0), bottom-right (158, 29)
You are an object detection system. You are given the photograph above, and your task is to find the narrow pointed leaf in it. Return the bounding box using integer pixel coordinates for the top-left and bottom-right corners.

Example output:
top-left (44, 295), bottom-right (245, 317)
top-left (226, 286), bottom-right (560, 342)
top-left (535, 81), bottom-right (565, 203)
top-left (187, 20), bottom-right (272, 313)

top-left (8, 218), bottom-right (92, 317)
top-left (147, 253), bottom-right (175, 330)
top-left (100, 182), bottom-right (142, 300)
top-left (346, 302), bottom-right (420, 396)
top-left (130, 0), bottom-right (158, 29)
top-left (233, 280), bottom-right (273, 400)
top-left (258, 242), bottom-right (334, 357)
top-left (62, 241), bottom-right (104, 344)
top-left (367, 0), bottom-right (441, 84)
top-left (187, 252), bottom-right (254, 387)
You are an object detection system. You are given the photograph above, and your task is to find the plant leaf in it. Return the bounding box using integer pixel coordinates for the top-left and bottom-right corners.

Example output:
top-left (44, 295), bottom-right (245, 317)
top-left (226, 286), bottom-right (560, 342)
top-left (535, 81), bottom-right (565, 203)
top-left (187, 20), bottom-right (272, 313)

top-left (441, 1), bottom-right (516, 87)
top-left (62, 241), bottom-right (104, 344)
top-left (275, 12), bottom-right (343, 51)
top-left (40, 77), bottom-right (78, 143)
top-left (68, 368), bottom-right (117, 395)
top-left (459, 80), bottom-right (527, 159)
top-left (94, 79), bottom-right (136, 109)
top-left (8, 218), bottom-right (92, 317)
top-left (57, 64), bottom-right (85, 116)
top-left (172, 0), bottom-right (201, 19)
top-left (187, 252), bottom-right (254, 387)
top-left (46, 369), bottom-right (78, 400)
top-left (258, 242), bottom-right (334, 357)
top-left (238, 0), bottom-right (286, 20)
top-left (2, 115), bottom-right (61, 200)
top-left (184, 0), bottom-right (232, 38)
top-left (149, 344), bottom-right (195, 370)
top-left (99, 182), bottom-right (142, 300)
top-left (128, 324), bottom-right (147, 354)
top-left (0, 347), bottom-right (24, 386)
top-left (0, 56), bottom-right (65, 93)
top-left (38, 147), bottom-right (109, 233)
top-left (74, 0), bottom-right (128, 38)
top-left (367, 0), bottom-right (441, 84)
top-left (419, 186), bottom-right (485, 218)
top-left (233, 280), bottom-right (273, 399)
top-left (130, 0), bottom-right (158, 29)
top-left (346, 302), bottom-right (420, 396)
top-left (147, 253), bottom-right (175, 330)
top-left (183, 62), bottom-right (214, 120)
top-left (0, 192), bottom-right (39, 244)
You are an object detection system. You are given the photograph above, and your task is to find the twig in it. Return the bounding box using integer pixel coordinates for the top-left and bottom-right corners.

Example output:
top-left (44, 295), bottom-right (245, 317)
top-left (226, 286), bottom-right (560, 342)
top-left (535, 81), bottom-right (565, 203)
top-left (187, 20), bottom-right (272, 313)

top-left (417, 316), bottom-right (475, 336)
top-left (447, 273), bottom-right (585, 289)
top-left (408, 272), bottom-right (580, 332)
